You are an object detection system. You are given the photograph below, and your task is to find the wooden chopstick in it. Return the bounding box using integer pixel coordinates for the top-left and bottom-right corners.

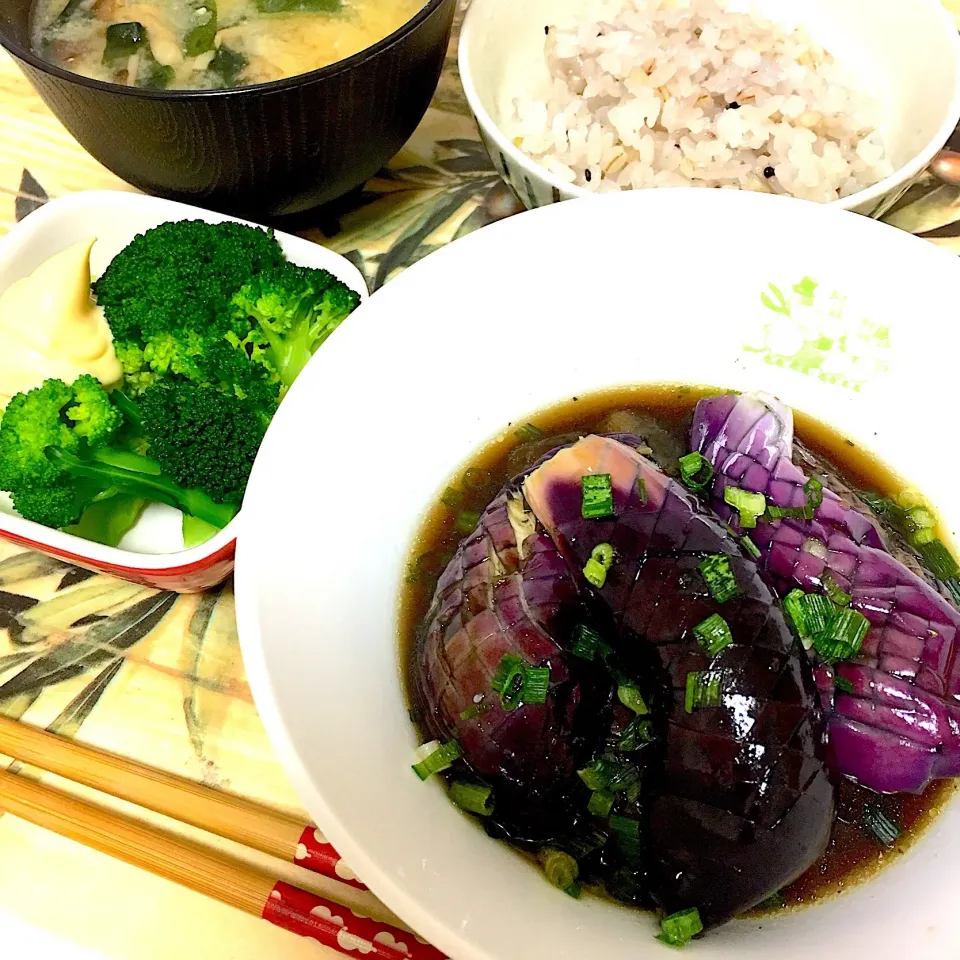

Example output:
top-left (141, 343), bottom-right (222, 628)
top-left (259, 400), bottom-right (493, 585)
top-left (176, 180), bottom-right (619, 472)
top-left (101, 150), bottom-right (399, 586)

top-left (0, 768), bottom-right (447, 959)
top-left (0, 714), bottom-right (366, 889)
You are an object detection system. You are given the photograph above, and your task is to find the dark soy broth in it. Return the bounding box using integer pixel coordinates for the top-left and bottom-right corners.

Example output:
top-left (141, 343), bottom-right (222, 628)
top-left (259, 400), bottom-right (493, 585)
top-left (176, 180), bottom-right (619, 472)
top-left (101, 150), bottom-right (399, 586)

top-left (399, 384), bottom-right (955, 914)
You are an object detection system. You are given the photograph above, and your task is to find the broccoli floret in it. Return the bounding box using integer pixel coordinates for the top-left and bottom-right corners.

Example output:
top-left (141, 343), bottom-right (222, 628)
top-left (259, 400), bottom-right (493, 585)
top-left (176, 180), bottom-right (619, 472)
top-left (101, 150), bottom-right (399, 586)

top-left (93, 220), bottom-right (285, 343)
top-left (231, 262), bottom-right (361, 388)
top-left (138, 381), bottom-right (267, 505)
top-left (95, 220), bottom-right (286, 411)
top-left (0, 377), bottom-right (236, 531)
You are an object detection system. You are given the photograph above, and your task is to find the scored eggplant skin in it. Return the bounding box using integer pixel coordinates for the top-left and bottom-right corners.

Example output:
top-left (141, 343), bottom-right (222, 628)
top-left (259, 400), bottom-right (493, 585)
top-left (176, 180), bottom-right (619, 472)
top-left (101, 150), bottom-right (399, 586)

top-left (413, 432), bottom-right (834, 928)
top-left (691, 393), bottom-right (960, 794)
top-left (523, 435), bottom-right (833, 926)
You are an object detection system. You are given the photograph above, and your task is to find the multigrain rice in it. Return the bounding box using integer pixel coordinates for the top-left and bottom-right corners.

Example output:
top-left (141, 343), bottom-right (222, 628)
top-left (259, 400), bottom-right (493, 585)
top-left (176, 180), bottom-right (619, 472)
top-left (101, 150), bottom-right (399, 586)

top-left (510, 0), bottom-right (892, 202)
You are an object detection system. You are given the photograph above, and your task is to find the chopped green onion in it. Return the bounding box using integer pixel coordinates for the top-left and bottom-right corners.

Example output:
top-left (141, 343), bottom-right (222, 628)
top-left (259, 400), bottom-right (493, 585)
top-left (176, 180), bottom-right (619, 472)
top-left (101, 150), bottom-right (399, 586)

top-left (208, 44), bottom-right (247, 87)
top-left (449, 780), bottom-right (494, 816)
top-left (440, 486), bottom-right (464, 508)
top-left (578, 758), bottom-right (618, 792)
top-left (619, 716), bottom-right (655, 751)
top-left (919, 539), bottom-right (960, 581)
top-left (759, 891), bottom-right (787, 911)
top-left (692, 613), bottom-right (733, 657)
top-left (582, 474), bottom-right (615, 519)
top-left (521, 666), bottom-right (551, 705)
top-left (618, 683), bottom-right (649, 715)
top-left (609, 814), bottom-right (640, 839)
top-left (783, 589), bottom-right (808, 640)
top-left (904, 505), bottom-right (937, 544)
top-left (813, 607), bottom-right (870, 662)
top-left (539, 848), bottom-right (578, 891)
top-left (656, 907), bottom-right (703, 947)
top-left (822, 573), bottom-right (851, 607)
top-left (804, 477), bottom-right (824, 510)
top-left (515, 422), bottom-right (544, 443)
top-left (459, 704), bottom-right (480, 720)
top-left (685, 670), bottom-right (724, 712)
top-left (583, 542), bottom-right (615, 588)
top-left (698, 554), bottom-right (739, 603)
top-left (741, 535), bottom-right (761, 559)
top-left (607, 762), bottom-right (641, 794)
top-left (802, 593), bottom-right (836, 637)
top-left (587, 789), bottom-right (614, 817)
top-left (679, 452), bottom-right (714, 493)
top-left (491, 654), bottom-right (527, 710)
top-left (834, 676), bottom-right (855, 694)
top-left (862, 805), bottom-right (901, 847)
top-left (183, 2), bottom-right (218, 57)
top-left (570, 623), bottom-right (601, 660)
top-left (454, 510), bottom-right (480, 534)
top-left (412, 740), bottom-right (461, 780)
top-left (723, 486), bottom-right (767, 529)
top-left (562, 829), bottom-right (608, 861)
top-left (636, 477), bottom-right (648, 506)
top-left (564, 882), bottom-right (582, 898)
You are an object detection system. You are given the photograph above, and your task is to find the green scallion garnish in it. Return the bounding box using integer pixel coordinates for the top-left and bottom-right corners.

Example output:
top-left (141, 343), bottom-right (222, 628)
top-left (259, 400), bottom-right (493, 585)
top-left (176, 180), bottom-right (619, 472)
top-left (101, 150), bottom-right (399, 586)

top-left (564, 882), bottom-right (582, 899)
top-left (636, 477), bottom-right (648, 506)
top-left (578, 758), bottom-right (616, 792)
top-left (448, 780), bottom-right (494, 816)
top-left (583, 542), bottom-right (615, 588)
top-left (904, 504), bottom-right (936, 543)
top-left (692, 613), bottom-right (733, 656)
top-left (570, 623), bottom-right (601, 660)
top-left (685, 670), bottom-right (724, 712)
top-left (587, 789), bottom-right (614, 817)
top-left (521, 666), bottom-right (551, 704)
top-left (491, 654), bottom-right (527, 710)
top-left (412, 739), bottom-right (461, 780)
top-left (862, 805), bottom-right (901, 847)
top-left (802, 593), bottom-right (836, 638)
top-left (804, 477), bottom-right (824, 510)
top-left (607, 762), bottom-right (641, 794)
top-left (515, 422), bottom-right (544, 443)
top-left (822, 573), bottom-right (851, 607)
top-left (609, 814), bottom-right (641, 840)
top-left (723, 486), bottom-right (766, 529)
top-left (679, 452), bottom-right (714, 493)
top-left (834, 676), bottom-right (855, 694)
top-left (618, 683), bottom-right (649, 715)
top-left (619, 716), bottom-right (655, 751)
top-left (582, 474), bottom-right (615, 519)
top-left (741, 535), bottom-right (761, 559)
top-left (919, 539), bottom-right (960, 581)
top-left (454, 510), bottom-right (480, 534)
top-left (539, 848), bottom-right (579, 892)
top-left (459, 704), bottom-right (480, 720)
top-left (783, 589), bottom-right (808, 640)
top-left (813, 607), bottom-right (869, 663)
top-left (440, 486), bottom-right (464, 509)
top-left (656, 907), bottom-right (703, 947)
top-left (698, 554), bottom-right (739, 603)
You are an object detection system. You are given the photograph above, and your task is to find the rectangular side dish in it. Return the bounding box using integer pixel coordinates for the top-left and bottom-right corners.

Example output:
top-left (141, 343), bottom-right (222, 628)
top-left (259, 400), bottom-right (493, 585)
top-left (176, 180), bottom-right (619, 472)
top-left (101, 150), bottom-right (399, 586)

top-left (0, 190), bottom-right (368, 592)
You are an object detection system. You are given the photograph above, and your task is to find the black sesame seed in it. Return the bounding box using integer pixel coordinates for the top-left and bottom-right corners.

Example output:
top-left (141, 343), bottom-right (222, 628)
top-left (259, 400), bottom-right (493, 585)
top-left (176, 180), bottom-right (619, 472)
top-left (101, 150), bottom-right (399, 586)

top-left (544, 25), bottom-right (549, 34)
top-left (584, 168), bottom-right (592, 182)
top-left (729, 101), bottom-right (740, 109)
top-left (763, 166), bottom-right (775, 179)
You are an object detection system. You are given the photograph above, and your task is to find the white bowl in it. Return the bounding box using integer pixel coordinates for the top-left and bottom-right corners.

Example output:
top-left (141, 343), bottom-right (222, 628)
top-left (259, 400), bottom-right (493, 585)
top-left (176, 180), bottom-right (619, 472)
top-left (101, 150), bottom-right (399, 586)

top-left (235, 189), bottom-right (960, 960)
top-left (459, 0), bottom-right (960, 216)
top-left (0, 191), bottom-right (367, 592)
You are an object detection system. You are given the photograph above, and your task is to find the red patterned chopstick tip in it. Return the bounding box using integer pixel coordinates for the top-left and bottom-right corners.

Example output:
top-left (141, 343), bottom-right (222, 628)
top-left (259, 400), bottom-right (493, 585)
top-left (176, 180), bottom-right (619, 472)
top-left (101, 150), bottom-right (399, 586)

top-left (295, 826), bottom-right (369, 890)
top-left (263, 882), bottom-right (449, 960)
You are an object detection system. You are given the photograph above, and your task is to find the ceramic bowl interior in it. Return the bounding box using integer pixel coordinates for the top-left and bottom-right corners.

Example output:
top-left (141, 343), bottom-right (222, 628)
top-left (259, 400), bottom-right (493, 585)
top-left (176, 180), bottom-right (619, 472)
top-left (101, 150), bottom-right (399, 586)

top-left (236, 188), bottom-right (960, 960)
top-left (0, 191), bottom-right (366, 583)
top-left (459, 0), bottom-right (960, 214)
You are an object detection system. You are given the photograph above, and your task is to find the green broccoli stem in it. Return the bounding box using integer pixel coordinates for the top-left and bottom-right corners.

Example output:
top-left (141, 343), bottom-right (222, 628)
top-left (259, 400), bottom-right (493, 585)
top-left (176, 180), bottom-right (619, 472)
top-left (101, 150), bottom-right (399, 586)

top-left (111, 391), bottom-right (142, 426)
top-left (47, 448), bottom-right (237, 530)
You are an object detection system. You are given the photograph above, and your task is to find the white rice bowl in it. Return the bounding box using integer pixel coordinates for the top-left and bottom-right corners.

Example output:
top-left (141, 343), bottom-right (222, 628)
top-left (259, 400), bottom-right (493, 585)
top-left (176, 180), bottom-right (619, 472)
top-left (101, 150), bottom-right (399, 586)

top-left (510, 0), bottom-right (894, 202)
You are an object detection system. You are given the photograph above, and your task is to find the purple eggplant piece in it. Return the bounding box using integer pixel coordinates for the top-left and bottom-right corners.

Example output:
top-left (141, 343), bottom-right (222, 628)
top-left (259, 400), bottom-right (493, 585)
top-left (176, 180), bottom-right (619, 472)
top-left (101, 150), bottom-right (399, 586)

top-left (412, 481), bottom-right (607, 822)
top-left (691, 393), bottom-right (960, 794)
top-left (523, 435), bottom-right (833, 926)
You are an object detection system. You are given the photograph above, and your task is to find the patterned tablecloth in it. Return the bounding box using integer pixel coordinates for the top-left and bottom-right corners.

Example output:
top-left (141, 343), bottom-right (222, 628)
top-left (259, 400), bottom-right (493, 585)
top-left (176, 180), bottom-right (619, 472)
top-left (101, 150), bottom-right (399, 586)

top-left (2, 2), bottom-right (960, 957)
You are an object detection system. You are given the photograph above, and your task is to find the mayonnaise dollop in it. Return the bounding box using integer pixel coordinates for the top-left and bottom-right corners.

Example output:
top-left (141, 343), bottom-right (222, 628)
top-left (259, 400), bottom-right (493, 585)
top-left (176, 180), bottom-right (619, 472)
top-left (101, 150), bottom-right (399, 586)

top-left (0, 239), bottom-right (122, 410)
